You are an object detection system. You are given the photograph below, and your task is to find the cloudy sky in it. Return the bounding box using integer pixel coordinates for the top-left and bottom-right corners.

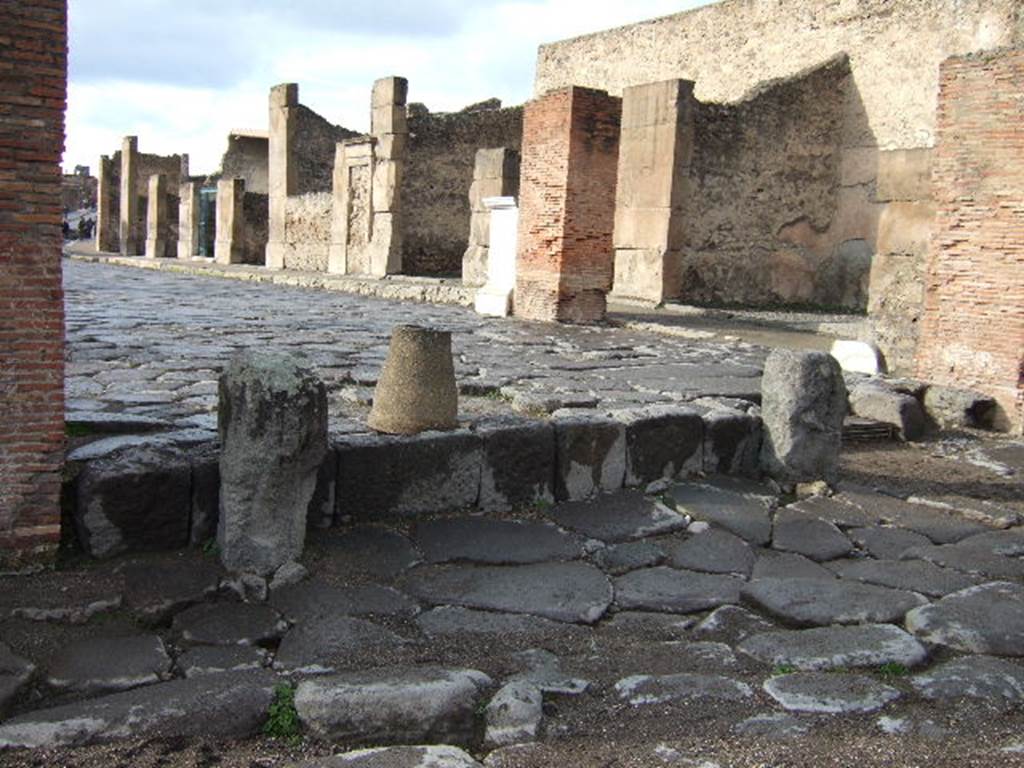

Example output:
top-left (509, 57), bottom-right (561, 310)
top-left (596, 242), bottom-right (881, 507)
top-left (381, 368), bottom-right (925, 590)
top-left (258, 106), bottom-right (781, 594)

top-left (65, 0), bottom-right (713, 174)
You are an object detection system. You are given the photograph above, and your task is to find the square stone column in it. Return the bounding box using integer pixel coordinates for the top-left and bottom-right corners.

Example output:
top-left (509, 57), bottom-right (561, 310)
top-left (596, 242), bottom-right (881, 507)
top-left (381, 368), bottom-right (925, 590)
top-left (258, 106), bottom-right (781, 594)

top-left (119, 135), bottom-right (139, 256)
top-left (144, 173), bottom-right (167, 258)
top-left (95, 154), bottom-right (118, 252)
top-left (215, 178), bottom-right (246, 265)
top-left (265, 83), bottom-right (298, 270)
top-left (463, 147), bottom-right (520, 287)
top-left (610, 79), bottom-right (696, 305)
top-left (515, 87), bottom-right (621, 323)
top-left (474, 196), bottom-right (519, 317)
top-left (177, 181), bottom-right (199, 259)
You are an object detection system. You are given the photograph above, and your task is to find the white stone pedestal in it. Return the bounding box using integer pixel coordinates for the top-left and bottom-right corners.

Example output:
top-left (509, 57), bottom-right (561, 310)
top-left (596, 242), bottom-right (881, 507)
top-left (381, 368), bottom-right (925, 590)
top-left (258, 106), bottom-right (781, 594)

top-left (474, 196), bottom-right (518, 317)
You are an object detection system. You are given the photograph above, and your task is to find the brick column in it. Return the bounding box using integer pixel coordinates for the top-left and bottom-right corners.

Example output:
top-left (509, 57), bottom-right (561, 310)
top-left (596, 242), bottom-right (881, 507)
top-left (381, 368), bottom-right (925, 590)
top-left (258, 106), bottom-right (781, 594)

top-left (95, 153), bottom-right (118, 252)
top-left (215, 178), bottom-right (246, 265)
top-left (119, 135), bottom-right (139, 256)
top-left (177, 181), bottom-right (199, 258)
top-left (610, 79), bottom-right (695, 305)
top-left (462, 147), bottom-right (520, 287)
top-left (265, 83), bottom-right (298, 270)
top-left (0, 0), bottom-right (67, 564)
top-left (515, 87), bottom-right (621, 323)
top-left (144, 174), bottom-right (167, 258)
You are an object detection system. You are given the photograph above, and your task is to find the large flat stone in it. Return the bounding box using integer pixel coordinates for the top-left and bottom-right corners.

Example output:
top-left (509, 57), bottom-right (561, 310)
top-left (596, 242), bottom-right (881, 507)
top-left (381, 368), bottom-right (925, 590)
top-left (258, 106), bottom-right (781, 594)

top-left (484, 681), bottom-right (543, 748)
top-left (614, 567), bottom-right (743, 614)
top-left (692, 605), bottom-right (776, 643)
top-left (764, 672), bottom-right (900, 714)
top-left (900, 544), bottom-right (1024, 580)
top-left (955, 529), bottom-right (1024, 557)
top-left (548, 490), bottom-right (686, 543)
top-left (323, 526), bottom-right (420, 579)
top-left (172, 602), bottom-right (287, 646)
top-left (835, 490), bottom-right (987, 544)
top-left (275, 615), bottom-right (405, 674)
top-left (295, 667), bottom-right (492, 746)
top-left (751, 551), bottom-right (835, 581)
top-left (593, 540), bottom-right (666, 575)
top-left (664, 529), bottom-right (755, 577)
top-left (912, 656), bottom-right (1024, 708)
top-left (45, 635), bottom-right (172, 694)
top-left (827, 558), bottom-right (981, 597)
top-left (401, 563), bottom-right (612, 624)
top-left (742, 578), bottom-right (927, 627)
top-left (176, 645), bottom-right (268, 678)
top-left (269, 580), bottom-right (419, 623)
top-left (414, 518), bottom-right (582, 565)
top-left (849, 526), bottom-right (932, 560)
top-left (300, 745), bottom-right (483, 768)
top-left (668, 483), bottom-right (773, 545)
top-left (738, 625), bottom-right (927, 671)
top-left (905, 582), bottom-right (1024, 655)
top-left (614, 673), bottom-right (752, 706)
top-left (119, 555), bottom-right (223, 625)
top-left (416, 607), bottom-right (581, 639)
top-left (785, 495), bottom-right (881, 529)
top-left (506, 648), bottom-right (590, 695)
top-left (771, 509), bottom-right (852, 562)
top-left (0, 644), bottom-right (35, 718)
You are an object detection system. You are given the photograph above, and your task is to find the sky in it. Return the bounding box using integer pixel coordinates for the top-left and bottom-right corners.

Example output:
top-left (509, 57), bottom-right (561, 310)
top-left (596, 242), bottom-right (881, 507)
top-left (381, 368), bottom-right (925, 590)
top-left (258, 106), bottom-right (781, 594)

top-left (65, 0), bottom-right (713, 174)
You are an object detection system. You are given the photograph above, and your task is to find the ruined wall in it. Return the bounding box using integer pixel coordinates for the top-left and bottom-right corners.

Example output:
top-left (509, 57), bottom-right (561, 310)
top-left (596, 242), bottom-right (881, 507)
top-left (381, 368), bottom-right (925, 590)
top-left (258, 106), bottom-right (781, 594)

top-left (220, 134), bottom-right (269, 195)
top-left (294, 106), bottom-right (359, 196)
top-left (0, 0), bottom-right (67, 562)
top-left (916, 49), bottom-right (1024, 433)
top-left (405, 104), bottom-right (523, 276)
top-left (283, 192), bottom-right (332, 271)
top-left (61, 172), bottom-right (96, 212)
top-left (243, 192), bottom-right (268, 265)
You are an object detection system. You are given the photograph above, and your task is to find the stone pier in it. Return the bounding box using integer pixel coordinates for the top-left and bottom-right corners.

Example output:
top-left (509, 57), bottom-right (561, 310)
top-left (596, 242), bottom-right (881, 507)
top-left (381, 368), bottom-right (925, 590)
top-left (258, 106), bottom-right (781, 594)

top-left (119, 136), bottom-right (139, 257)
top-left (144, 174), bottom-right (167, 259)
top-left (462, 148), bottom-right (520, 287)
top-left (177, 182), bottom-right (199, 259)
top-left (265, 84), bottom-right (298, 271)
top-left (95, 154), bottom-right (118, 253)
top-left (215, 178), bottom-right (246, 266)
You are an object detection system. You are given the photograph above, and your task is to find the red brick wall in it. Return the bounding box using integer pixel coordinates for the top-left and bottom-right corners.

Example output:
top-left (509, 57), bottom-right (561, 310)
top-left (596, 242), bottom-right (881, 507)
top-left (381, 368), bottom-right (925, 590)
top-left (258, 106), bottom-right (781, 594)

top-left (916, 49), bottom-right (1024, 433)
top-left (0, 0), bottom-right (67, 561)
top-left (515, 87), bottom-right (621, 323)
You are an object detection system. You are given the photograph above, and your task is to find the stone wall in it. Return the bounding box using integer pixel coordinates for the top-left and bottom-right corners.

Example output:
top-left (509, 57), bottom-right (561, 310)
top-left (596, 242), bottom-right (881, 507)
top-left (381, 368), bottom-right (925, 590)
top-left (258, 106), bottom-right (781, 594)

top-left (404, 104), bottom-right (523, 276)
top-left (243, 192), bottom-right (269, 265)
top-left (219, 133), bottom-right (269, 195)
top-left (916, 49), bottom-right (1024, 433)
top-left (0, 0), bottom-right (67, 563)
top-left (61, 171), bottom-right (96, 212)
top-left (294, 106), bottom-right (359, 196)
top-left (283, 192), bottom-right (332, 271)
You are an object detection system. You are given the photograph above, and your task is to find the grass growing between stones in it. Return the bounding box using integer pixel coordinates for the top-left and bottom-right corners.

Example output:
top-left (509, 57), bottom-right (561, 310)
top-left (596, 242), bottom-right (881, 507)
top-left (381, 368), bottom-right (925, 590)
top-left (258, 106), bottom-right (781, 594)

top-left (264, 683), bottom-right (302, 743)
top-left (771, 664), bottom-right (796, 677)
top-left (877, 662), bottom-right (911, 679)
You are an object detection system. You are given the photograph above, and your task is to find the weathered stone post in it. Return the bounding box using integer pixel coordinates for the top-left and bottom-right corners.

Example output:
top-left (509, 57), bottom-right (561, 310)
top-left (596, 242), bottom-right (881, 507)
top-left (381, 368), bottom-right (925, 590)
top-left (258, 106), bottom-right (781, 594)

top-left (214, 178), bottom-right (246, 265)
top-left (119, 135), bottom-right (139, 256)
top-left (144, 174), bottom-right (167, 258)
top-left (760, 349), bottom-right (847, 485)
top-left (218, 352), bottom-right (327, 576)
top-left (474, 196), bottom-right (519, 317)
top-left (95, 154), bottom-right (118, 253)
top-left (463, 147), bottom-right (520, 287)
top-left (177, 181), bottom-right (199, 259)
top-left (265, 83), bottom-right (298, 270)
top-left (368, 76), bottom-right (407, 277)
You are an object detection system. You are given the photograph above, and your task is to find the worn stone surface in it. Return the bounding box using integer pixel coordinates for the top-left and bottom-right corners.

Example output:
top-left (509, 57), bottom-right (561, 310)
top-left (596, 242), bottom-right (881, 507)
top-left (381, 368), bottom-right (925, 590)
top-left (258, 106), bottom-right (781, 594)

top-left (476, 417), bottom-right (555, 512)
top-left (764, 672), bottom-right (901, 714)
top-left (849, 526), bottom-right (932, 560)
top-left (834, 490), bottom-right (987, 544)
top-left (738, 625), bottom-right (927, 672)
top-left (912, 656), bottom-right (1024, 708)
top-left (301, 745), bottom-right (483, 768)
top-left (294, 667), bottom-right (492, 746)
top-left (269, 580), bottom-right (419, 623)
top-left (484, 681), bottom-right (543, 747)
top-left (905, 582), bottom-right (1024, 656)
top-left (416, 607), bottom-right (580, 639)
top-left (176, 645), bottom-right (268, 678)
top-left (669, 483), bottom-right (773, 545)
top-left (323, 526), bottom-right (420, 579)
top-left (665, 530), bottom-right (755, 577)
top-left (552, 415), bottom-right (626, 500)
top-left (771, 509), bottom-right (853, 562)
top-left (120, 555), bottom-right (223, 624)
top-left (701, 406), bottom-right (762, 477)
top-left (172, 602), bottom-right (287, 646)
top-left (751, 551), bottom-right (835, 581)
top-left (614, 567), bottom-right (742, 614)
top-left (614, 673), bottom-right (752, 706)
top-left (218, 351), bottom-right (328, 575)
top-left (693, 605), bottom-right (776, 643)
top-left (742, 578), bottom-right (926, 626)
top-left (45, 635), bottom-right (171, 694)
top-left (900, 544), bottom-right (1024, 580)
top-left (604, 611), bottom-right (695, 638)
top-left (414, 518), bottom-right (582, 565)
top-left (827, 558), bottom-right (981, 597)
top-left (274, 615), bottom-right (405, 674)
top-left (594, 540), bottom-right (665, 575)
top-left (613, 406), bottom-right (703, 486)
top-left (548, 491), bottom-right (687, 543)
top-left (0, 644), bottom-right (35, 718)
top-left (734, 712), bottom-right (815, 740)
top-left (507, 649), bottom-right (590, 695)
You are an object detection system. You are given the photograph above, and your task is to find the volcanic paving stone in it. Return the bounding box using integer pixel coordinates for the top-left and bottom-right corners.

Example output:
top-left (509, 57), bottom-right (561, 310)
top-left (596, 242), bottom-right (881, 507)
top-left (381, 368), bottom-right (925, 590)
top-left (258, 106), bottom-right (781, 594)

top-left (733, 713), bottom-right (815, 740)
top-left (298, 745), bottom-right (483, 768)
top-left (911, 656), bottom-right (1024, 708)
top-left (834, 490), bottom-right (987, 544)
top-left (751, 551), bottom-right (835, 581)
top-left (904, 582), bottom-right (1024, 655)
top-left (900, 544), bottom-right (1024, 580)
top-left (737, 625), bottom-right (928, 671)
top-left (771, 509), bottom-right (852, 562)
top-left (693, 605), bottom-right (776, 643)
top-left (324, 526), bottom-right (420, 578)
top-left (172, 602), bottom-right (288, 646)
top-left (414, 518), bottom-right (583, 565)
top-left (401, 563), bottom-right (613, 624)
top-left (614, 673), bottom-right (753, 706)
top-left (294, 667), bottom-right (492, 746)
top-left (415, 607), bottom-right (582, 639)
top-left (594, 541), bottom-right (665, 575)
top-left (603, 612), bottom-right (695, 638)
top-left (269, 580), bottom-right (419, 623)
top-left (507, 649), bottom-right (590, 695)
top-left (612, 405), bottom-right (703, 486)
top-left (701, 406), bottom-right (762, 477)
top-left (763, 672), bottom-right (901, 714)
top-left (955, 529), bottom-right (1024, 557)
top-left (826, 558), bottom-right (982, 597)
top-left (484, 681), bottom-right (543, 747)
top-left (849, 526), bottom-right (932, 560)
top-left (274, 615), bottom-right (405, 674)
top-left (0, 670), bottom-right (277, 749)
top-left (741, 578), bottom-right (927, 626)
top-left (614, 567), bottom-right (743, 614)
top-left (476, 417), bottom-right (555, 513)
top-left (785, 495), bottom-right (881, 529)
top-left (45, 635), bottom-right (172, 694)
top-left (120, 555), bottom-right (223, 624)
top-left (668, 483), bottom-right (773, 545)
top-left (551, 414), bottom-right (626, 500)
top-left (665, 529), bottom-right (755, 577)
top-left (176, 645), bottom-right (268, 678)
top-left (0, 643), bottom-right (35, 718)
top-left (547, 491), bottom-right (688, 543)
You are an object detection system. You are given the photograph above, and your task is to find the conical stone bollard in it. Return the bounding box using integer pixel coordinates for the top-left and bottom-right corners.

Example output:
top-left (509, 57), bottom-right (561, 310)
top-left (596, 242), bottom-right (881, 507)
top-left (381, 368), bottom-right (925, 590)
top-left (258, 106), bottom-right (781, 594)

top-left (218, 351), bottom-right (328, 576)
top-left (368, 325), bottom-right (458, 435)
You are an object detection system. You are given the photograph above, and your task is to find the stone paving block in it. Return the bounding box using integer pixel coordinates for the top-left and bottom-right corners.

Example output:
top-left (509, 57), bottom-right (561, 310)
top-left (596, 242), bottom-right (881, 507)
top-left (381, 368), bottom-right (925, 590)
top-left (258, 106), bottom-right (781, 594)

top-left (692, 605), bottom-right (776, 643)
top-left (269, 580), bottom-right (419, 623)
top-left (176, 645), bottom-right (268, 678)
top-left (274, 615), bottom-right (405, 674)
top-left (742, 577), bottom-right (927, 627)
top-left (548, 490), bottom-right (688, 543)
top-left (593, 540), bottom-right (665, 575)
top-left (669, 483), bottom-right (774, 545)
top-left (614, 673), bottom-right (752, 706)
top-left (614, 567), bottom-right (743, 614)
top-left (764, 672), bottom-right (901, 714)
top-left (834, 489), bottom-right (987, 544)
top-left (912, 656), bottom-right (1024, 708)
top-left (119, 554), bottom-right (223, 625)
top-left (475, 417), bottom-right (555, 512)
top-left (172, 602), bottom-right (288, 646)
top-left (772, 509), bottom-right (853, 562)
top-left (414, 518), bottom-right (583, 565)
top-left (827, 557), bottom-right (982, 597)
top-left (416, 607), bottom-right (584, 640)
top-left (664, 529), bottom-right (755, 577)
top-left (45, 635), bottom-right (172, 694)
top-left (733, 712), bottom-right (815, 739)
top-left (484, 681), bottom-right (543, 748)
top-left (0, 643), bottom-right (35, 719)
top-left (849, 526), bottom-right (932, 560)
top-left (552, 414), bottom-right (626, 500)
top-left (701, 406), bottom-right (762, 477)
top-left (507, 648), bottom-right (590, 695)
top-left (335, 431), bottom-right (483, 520)
top-left (905, 582), bottom-right (1024, 655)
top-left (751, 551), bottom-right (835, 581)
top-left (611, 405), bottom-right (703, 487)
top-left (900, 544), bottom-right (1024, 579)
top-left (323, 526), bottom-right (421, 579)
top-left (299, 746), bottom-right (483, 767)
top-left (738, 625), bottom-right (928, 672)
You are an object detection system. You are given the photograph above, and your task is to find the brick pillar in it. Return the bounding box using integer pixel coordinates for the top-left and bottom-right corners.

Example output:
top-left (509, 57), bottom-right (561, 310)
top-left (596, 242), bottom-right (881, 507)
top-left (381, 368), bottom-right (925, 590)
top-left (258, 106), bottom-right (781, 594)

top-left (265, 83), bottom-right (298, 270)
top-left (610, 79), bottom-right (695, 305)
top-left (177, 181), bottom-right (199, 258)
top-left (0, 0), bottom-right (67, 564)
top-left (119, 135), bottom-right (139, 256)
top-left (144, 174), bottom-right (167, 258)
top-left (215, 178), bottom-right (246, 265)
top-left (95, 154), bottom-right (118, 252)
top-left (916, 50), bottom-right (1024, 433)
top-left (515, 87), bottom-right (621, 323)
top-left (462, 147), bottom-right (520, 287)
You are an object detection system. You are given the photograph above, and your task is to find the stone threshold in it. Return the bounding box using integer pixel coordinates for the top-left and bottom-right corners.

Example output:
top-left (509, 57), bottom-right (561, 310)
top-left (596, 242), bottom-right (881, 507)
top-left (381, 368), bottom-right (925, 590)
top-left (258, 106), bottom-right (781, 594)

top-left (66, 250), bottom-right (474, 307)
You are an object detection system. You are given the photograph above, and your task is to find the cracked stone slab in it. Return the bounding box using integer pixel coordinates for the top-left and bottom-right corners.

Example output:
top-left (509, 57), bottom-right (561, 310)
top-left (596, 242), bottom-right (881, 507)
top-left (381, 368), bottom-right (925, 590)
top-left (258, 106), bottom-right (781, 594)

top-left (668, 483), bottom-right (774, 545)
top-left (771, 509), bottom-right (852, 562)
top-left (484, 681), bottom-right (543, 748)
top-left (827, 558), bottom-right (982, 597)
top-left (176, 645), bottom-right (268, 678)
top-left (594, 540), bottom-right (665, 575)
top-left (912, 656), bottom-right (1024, 708)
top-left (274, 615), bottom-right (405, 674)
top-left (849, 527), bottom-right (932, 560)
top-left (45, 635), bottom-right (172, 694)
top-left (665, 529), bottom-right (755, 577)
top-left (741, 578), bottom-right (927, 627)
top-left (401, 563), bottom-right (612, 624)
top-left (784, 495), bottom-right (881, 529)
top-left (547, 491), bottom-right (687, 543)
top-left (269, 580), bottom-right (419, 623)
top-left (763, 672), bottom-right (901, 714)
top-left (414, 518), bottom-right (583, 565)
top-left (693, 605), bottom-right (776, 643)
top-left (900, 544), bottom-right (1024, 580)
top-left (415, 607), bottom-right (583, 639)
top-left (751, 551), bottom-right (834, 581)
top-left (172, 602), bottom-right (287, 646)
top-left (614, 568), bottom-right (743, 614)
top-left (614, 673), bottom-right (752, 706)
top-left (299, 745), bottom-right (483, 768)
top-left (737, 625), bottom-right (927, 671)
top-left (834, 490), bottom-right (987, 544)
top-left (324, 526), bottom-right (421, 578)
top-left (905, 582), bottom-right (1024, 655)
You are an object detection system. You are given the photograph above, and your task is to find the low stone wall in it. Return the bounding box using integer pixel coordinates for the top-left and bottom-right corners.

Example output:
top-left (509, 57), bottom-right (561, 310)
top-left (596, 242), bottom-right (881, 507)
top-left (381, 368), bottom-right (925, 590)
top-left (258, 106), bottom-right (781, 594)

top-left (294, 106), bottom-right (359, 196)
top-left (283, 192), bottom-right (332, 271)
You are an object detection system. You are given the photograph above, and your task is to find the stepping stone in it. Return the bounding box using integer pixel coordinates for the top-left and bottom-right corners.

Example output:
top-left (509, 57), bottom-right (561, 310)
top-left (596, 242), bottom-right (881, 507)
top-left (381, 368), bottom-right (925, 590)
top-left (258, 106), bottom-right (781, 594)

top-left (402, 563), bottom-right (612, 624)
top-left (172, 602), bottom-right (287, 646)
top-left (0, 670), bottom-right (276, 749)
top-left (912, 656), bottom-right (1024, 708)
top-left (270, 580), bottom-right (419, 623)
top-left (785, 495), bottom-right (880, 529)
top-left (507, 649), bottom-right (590, 695)
top-left (614, 673), bottom-right (752, 706)
top-left (414, 518), bottom-right (582, 565)
top-left (176, 645), bottom-right (268, 678)
top-left (827, 558), bottom-right (981, 597)
top-left (120, 555), bottom-right (223, 624)
top-left (693, 605), bottom-right (776, 642)
top-left (484, 681), bottom-right (543, 748)
top-left (0, 570), bottom-right (123, 624)
top-left (661, 641), bottom-right (738, 669)
top-left (835, 490), bottom-right (987, 544)
top-left (763, 672), bottom-right (901, 713)
top-left (900, 544), bottom-right (1024, 580)
top-left (416, 607), bottom-right (581, 639)
top-left (325, 526), bottom-right (421, 578)
top-left (0, 643), bottom-right (35, 718)
top-left (547, 491), bottom-right (687, 543)
top-left (295, 667), bottom-right (492, 747)
top-left (275, 615), bottom-right (405, 674)
top-left (614, 567), bottom-right (743, 614)
top-left (594, 541), bottom-right (665, 575)
top-left (849, 527), bottom-right (932, 560)
top-left (665, 530), bottom-right (755, 577)
top-left (742, 578), bottom-right (926, 627)
top-left (737, 625), bottom-right (927, 671)
top-left (668, 483), bottom-right (773, 545)
top-left (771, 509), bottom-right (852, 562)
top-left (751, 551), bottom-right (834, 581)
top-left (955, 529), bottom-right (1024, 557)
top-left (603, 611), bottom-right (695, 638)
top-left (45, 635), bottom-right (172, 694)
top-left (905, 582), bottom-right (1024, 655)
top-left (299, 745), bottom-right (482, 768)
top-left (734, 712), bottom-right (815, 739)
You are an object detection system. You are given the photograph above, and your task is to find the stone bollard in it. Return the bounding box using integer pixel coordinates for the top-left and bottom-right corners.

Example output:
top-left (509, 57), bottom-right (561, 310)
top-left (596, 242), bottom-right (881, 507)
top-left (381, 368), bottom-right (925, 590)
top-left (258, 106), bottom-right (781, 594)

top-left (218, 351), bottom-right (327, 576)
top-left (368, 325), bottom-right (458, 435)
top-left (759, 349), bottom-right (847, 486)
